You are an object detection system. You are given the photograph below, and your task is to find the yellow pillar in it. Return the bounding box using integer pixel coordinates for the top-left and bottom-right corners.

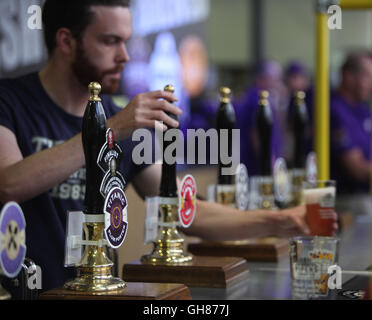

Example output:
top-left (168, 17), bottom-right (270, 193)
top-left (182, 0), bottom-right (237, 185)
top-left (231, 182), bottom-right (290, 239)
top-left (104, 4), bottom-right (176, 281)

top-left (315, 11), bottom-right (330, 181)
top-left (340, 0), bottom-right (372, 9)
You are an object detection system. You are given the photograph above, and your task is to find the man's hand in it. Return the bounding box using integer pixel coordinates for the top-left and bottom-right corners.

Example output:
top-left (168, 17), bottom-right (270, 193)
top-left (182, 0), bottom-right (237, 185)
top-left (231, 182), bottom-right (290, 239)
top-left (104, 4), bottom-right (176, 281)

top-left (271, 206), bottom-right (310, 238)
top-left (108, 90), bottom-right (182, 141)
top-left (271, 206), bottom-right (338, 238)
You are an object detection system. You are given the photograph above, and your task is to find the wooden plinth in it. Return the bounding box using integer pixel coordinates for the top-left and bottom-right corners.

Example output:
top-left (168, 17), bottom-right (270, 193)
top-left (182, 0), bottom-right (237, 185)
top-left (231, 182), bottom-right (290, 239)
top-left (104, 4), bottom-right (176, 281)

top-left (123, 256), bottom-right (249, 288)
top-left (40, 282), bottom-right (191, 300)
top-left (187, 238), bottom-right (289, 262)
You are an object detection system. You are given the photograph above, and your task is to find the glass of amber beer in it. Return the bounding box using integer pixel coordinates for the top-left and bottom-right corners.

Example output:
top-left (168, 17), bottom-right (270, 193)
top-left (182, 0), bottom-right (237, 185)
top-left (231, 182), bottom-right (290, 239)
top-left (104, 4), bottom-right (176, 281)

top-left (302, 180), bottom-right (336, 236)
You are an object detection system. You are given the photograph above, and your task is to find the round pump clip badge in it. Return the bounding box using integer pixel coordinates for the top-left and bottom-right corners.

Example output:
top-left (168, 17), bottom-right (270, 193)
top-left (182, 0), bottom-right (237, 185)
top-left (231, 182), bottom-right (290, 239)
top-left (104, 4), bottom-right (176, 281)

top-left (0, 202), bottom-right (26, 278)
top-left (104, 187), bottom-right (128, 249)
top-left (306, 152), bottom-right (318, 183)
top-left (178, 175), bottom-right (197, 228)
top-left (235, 163), bottom-right (249, 210)
top-left (273, 157), bottom-right (290, 203)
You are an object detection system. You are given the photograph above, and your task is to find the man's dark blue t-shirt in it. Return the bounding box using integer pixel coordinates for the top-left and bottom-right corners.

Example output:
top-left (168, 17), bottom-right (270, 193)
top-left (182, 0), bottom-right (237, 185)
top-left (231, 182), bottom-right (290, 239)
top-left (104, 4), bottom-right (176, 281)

top-left (0, 73), bottom-right (150, 295)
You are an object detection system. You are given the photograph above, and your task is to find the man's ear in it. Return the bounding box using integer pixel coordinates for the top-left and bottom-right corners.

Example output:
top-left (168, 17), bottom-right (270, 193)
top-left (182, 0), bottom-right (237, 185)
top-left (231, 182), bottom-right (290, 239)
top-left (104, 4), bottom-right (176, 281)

top-left (55, 27), bottom-right (77, 56)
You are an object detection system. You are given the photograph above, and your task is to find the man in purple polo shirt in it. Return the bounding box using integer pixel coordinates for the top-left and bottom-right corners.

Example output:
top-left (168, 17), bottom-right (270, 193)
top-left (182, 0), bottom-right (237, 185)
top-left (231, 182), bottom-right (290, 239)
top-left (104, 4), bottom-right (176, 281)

top-left (330, 52), bottom-right (372, 217)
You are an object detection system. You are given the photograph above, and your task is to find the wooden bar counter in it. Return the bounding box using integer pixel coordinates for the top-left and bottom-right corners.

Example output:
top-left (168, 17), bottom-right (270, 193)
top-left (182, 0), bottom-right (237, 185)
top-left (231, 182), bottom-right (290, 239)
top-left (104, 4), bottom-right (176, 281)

top-left (40, 282), bottom-right (191, 300)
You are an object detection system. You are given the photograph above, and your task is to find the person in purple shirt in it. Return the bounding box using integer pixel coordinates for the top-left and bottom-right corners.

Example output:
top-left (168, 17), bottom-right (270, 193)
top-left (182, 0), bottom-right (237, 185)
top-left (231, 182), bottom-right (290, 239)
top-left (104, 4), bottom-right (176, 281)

top-left (234, 60), bottom-right (285, 176)
top-left (284, 61), bottom-right (310, 94)
top-left (284, 61), bottom-right (313, 165)
top-left (330, 52), bottom-right (372, 216)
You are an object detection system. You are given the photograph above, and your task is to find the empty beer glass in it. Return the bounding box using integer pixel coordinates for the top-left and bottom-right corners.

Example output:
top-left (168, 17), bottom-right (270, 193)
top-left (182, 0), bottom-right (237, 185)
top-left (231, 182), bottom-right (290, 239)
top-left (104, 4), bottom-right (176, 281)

top-left (290, 236), bottom-right (339, 300)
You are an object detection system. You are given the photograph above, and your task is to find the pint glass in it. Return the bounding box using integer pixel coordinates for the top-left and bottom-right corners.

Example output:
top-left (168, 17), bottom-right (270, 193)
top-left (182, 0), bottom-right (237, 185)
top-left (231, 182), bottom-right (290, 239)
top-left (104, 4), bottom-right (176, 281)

top-left (289, 236), bottom-right (339, 300)
top-left (302, 180), bottom-right (336, 236)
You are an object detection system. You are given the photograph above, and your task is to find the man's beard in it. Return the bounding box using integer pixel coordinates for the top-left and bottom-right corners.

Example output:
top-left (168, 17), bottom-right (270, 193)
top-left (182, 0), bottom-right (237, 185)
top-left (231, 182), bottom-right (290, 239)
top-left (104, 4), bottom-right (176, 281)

top-left (71, 43), bottom-right (123, 95)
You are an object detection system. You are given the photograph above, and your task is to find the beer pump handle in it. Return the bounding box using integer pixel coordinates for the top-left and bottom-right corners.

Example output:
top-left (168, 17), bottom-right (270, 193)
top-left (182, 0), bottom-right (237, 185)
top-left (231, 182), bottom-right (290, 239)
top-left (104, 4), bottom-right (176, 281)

top-left (216, 87), bottom-right (236, 185)
top-left (292, 91), bottom-right (308, 169)
top-left (82, 82), bottom-right (107, 214)
top-left (159, 84), bottom-right (178, 198)
top-left (257, 90), bottom-right (273, 176)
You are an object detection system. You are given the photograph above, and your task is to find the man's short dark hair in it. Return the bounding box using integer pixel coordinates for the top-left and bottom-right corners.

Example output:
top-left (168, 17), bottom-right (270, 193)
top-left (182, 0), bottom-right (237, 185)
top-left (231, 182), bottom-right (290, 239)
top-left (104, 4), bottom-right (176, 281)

top-left (42, 0), bottom-right (131, 56)
top-left (341, 51), bottom-right (372, 75)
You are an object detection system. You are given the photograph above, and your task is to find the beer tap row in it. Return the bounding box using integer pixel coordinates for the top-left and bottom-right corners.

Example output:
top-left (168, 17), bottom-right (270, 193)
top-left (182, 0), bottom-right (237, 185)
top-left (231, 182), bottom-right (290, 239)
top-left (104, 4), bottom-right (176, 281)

top-left (0, 81), bottom-right (323, 300)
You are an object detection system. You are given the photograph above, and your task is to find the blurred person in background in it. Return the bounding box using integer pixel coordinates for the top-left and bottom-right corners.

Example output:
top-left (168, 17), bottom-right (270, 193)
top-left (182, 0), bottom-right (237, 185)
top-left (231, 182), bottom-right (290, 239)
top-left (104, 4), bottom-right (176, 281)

top-left (330, 51), bottom-right (372, 219)
top-left (234, 60), bottom-right (286, 176)
top-left (284, 60), bottom-right (312, 166)
top-left (284, 60), bottom-right (310, 94)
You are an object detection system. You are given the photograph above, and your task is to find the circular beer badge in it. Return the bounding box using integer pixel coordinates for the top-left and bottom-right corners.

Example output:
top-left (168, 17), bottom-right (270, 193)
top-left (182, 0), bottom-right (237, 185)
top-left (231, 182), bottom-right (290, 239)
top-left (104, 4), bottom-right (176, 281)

top-left (306, 152), bottom-right (318, 183)
top-left (0, 202), bottom-right (26, 278)
top-left (273, 158), bottom-right (290, 203)
top-left (235, 163), bottom-right (249, 210)
top-left (178, 175), bottom-right (197, 228)
top-left (104, 187), bottom-right (128, 249)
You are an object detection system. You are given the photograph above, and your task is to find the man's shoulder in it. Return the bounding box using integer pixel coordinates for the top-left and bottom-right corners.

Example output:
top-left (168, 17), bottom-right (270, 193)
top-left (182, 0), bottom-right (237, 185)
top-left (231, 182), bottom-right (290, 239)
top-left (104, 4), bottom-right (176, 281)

top-left (0, 73), bottom-right (39, 102)
top-left (330, 91), bottom-right (343, 105)
top-left (0, 72), bottom-right (37, 88)
top-left (330, 92), bottom-right (349, 120)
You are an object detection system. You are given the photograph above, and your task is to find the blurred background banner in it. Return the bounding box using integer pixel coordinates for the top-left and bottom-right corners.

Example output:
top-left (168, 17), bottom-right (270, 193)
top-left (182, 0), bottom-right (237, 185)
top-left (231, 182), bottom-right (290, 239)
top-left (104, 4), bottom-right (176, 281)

top-left (130, 0), bottom-right (210, 37)
top-left (0, 0), bottom-right (46, 78)
top-left (2, 0), bottom-right (372, 95)
top-left (1, 0), bottom-right (372, 170)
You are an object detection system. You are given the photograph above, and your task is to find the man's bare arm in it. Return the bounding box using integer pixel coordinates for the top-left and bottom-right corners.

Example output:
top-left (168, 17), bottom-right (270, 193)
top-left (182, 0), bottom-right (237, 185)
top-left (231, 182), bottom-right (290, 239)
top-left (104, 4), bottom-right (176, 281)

top-left (0, 90), bottom-right (181, 204)
top-left (131, 164), bottom-right (316, 240)
top-left (131, 163), bottom-right (162, 199)
top-left (0, 126), bottom-right (84, 203)
top-left (185, 200), bottom-right (311, 241)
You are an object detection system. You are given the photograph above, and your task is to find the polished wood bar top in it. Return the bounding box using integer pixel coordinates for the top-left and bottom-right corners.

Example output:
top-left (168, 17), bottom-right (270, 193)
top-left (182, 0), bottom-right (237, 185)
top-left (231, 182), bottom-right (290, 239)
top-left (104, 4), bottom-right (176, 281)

top-left (188, 238), bottom-right (289, 262)
top-left (123, 256), bottom-right (249, 288)
top-left (40, 282), bottom-right (191, 300)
